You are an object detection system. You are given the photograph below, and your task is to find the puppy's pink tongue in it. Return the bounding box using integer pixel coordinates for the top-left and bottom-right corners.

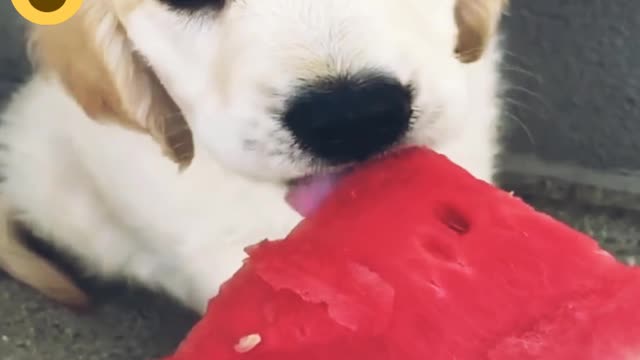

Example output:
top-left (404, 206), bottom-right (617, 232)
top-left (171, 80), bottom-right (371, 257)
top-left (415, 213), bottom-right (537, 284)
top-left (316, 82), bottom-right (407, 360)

top-left (286, 172), bottom-right (345, 217)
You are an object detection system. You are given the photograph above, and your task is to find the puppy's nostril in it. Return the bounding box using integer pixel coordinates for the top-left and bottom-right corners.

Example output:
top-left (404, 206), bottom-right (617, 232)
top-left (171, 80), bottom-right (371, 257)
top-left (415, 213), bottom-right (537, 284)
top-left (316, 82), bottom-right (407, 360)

top-left (282, 72), bottom-right (413, 164)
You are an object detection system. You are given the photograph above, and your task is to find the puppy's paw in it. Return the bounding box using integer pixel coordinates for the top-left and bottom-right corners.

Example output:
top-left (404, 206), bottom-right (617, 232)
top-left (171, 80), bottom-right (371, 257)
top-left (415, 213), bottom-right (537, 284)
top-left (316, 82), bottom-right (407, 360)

top-left (0, 210), bottom-right (90, 309)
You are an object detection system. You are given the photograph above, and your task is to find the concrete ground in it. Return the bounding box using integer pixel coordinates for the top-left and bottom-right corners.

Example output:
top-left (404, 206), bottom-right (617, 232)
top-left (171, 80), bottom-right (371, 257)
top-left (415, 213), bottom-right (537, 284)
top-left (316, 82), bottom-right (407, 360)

top-left (0, 279), bottom-right (198, 360)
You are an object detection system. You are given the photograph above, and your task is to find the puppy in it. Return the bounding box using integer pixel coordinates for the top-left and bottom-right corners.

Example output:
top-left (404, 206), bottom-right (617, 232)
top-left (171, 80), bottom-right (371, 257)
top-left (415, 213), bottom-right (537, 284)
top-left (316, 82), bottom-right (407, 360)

top-left (0, 0), bottom-right (506, 314)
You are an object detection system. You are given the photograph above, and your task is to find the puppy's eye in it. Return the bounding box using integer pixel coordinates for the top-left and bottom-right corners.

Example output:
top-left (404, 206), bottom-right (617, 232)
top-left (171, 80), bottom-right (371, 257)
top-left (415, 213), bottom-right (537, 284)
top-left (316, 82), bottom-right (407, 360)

top-left (160, 0), bottom-right (225, 11)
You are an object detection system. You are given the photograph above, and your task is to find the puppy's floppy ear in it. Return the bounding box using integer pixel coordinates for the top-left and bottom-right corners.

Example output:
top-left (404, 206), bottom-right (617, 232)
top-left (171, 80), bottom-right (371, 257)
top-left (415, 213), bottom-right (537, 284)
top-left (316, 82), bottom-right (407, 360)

top-left (27, 3), bottom-right (194, 168)
top-left (454, 0), bottom-right (508, 63)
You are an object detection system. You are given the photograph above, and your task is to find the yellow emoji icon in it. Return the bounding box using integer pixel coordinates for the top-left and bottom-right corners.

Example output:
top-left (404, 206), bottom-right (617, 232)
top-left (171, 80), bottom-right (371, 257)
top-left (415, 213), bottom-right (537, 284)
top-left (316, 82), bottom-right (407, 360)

top-left (11, 0), bottom-right (83, 25)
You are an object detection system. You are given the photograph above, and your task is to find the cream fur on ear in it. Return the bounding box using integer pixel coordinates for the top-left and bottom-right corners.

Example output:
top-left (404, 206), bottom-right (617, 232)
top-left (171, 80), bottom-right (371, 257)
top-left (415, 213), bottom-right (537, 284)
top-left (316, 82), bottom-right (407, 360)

top-left (455, 0), bottom-right (508, 63)
top-left (27, 2), bottom-right (194, 167)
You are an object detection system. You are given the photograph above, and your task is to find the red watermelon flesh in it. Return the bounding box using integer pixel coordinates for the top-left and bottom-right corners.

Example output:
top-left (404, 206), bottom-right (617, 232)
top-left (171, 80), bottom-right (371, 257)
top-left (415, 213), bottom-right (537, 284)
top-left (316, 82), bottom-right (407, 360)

top-left (164, 147), bottom-right (640, 360)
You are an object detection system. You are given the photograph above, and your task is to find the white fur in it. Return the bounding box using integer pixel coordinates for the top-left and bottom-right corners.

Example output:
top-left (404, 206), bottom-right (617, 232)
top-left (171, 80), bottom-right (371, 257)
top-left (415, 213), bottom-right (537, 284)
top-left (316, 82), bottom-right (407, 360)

top-left (0, 0), bottom-right (502, 313)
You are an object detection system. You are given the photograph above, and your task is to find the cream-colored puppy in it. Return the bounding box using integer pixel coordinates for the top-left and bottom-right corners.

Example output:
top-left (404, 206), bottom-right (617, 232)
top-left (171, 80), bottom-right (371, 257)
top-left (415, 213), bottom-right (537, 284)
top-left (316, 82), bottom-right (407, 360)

top-left (0, 0), bottom-right (506, 313)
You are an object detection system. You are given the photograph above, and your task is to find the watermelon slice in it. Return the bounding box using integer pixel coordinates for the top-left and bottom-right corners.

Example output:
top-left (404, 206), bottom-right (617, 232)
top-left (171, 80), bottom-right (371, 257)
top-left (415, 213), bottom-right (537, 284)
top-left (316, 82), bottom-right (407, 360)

top-left (164, 147), bottom-right (640, 360)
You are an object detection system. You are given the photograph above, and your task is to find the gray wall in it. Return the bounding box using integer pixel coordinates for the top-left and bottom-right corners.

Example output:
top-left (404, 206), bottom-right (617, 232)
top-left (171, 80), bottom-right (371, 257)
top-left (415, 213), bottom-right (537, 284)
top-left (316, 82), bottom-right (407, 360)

top-left (500, 0), bottom-right (640, 177)
top-left (0, 1), bottom-right (29, 107)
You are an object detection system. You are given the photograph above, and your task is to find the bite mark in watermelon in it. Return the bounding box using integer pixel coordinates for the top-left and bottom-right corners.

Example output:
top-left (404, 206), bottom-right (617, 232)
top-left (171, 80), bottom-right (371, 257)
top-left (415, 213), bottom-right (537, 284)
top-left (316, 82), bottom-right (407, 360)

top-left (164, 147), bottom-right (640, 360)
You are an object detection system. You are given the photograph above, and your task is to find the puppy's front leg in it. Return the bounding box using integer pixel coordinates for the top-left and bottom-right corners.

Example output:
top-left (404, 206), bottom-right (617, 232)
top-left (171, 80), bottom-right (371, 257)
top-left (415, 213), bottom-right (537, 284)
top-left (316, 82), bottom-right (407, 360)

top-left (0, 197), bottom-right (89, 308)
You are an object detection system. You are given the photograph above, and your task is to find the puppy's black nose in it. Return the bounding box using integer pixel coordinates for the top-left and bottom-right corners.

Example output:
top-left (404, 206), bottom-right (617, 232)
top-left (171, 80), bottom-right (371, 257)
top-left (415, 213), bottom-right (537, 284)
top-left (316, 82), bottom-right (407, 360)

top-left (282, 72), bottom-right (413, 164)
